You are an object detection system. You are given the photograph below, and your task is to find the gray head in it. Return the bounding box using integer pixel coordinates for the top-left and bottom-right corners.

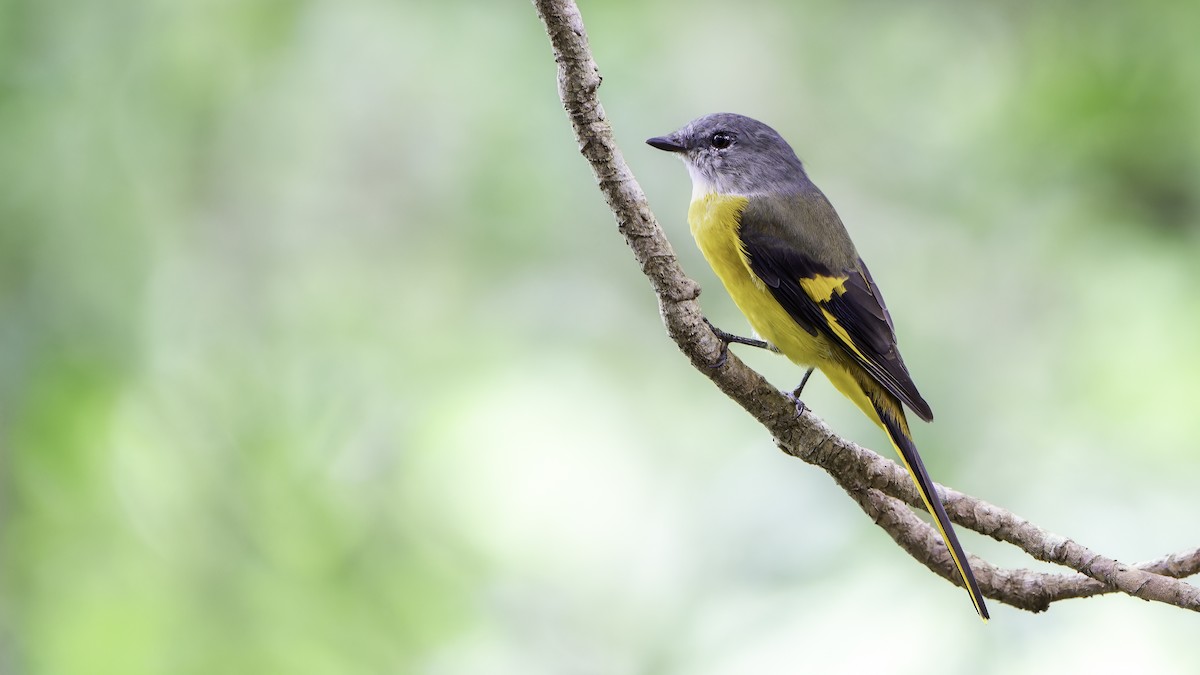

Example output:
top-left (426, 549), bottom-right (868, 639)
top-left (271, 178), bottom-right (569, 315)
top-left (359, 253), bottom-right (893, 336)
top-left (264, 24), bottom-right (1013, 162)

top-left (647, 113), bottom-right (809, 197)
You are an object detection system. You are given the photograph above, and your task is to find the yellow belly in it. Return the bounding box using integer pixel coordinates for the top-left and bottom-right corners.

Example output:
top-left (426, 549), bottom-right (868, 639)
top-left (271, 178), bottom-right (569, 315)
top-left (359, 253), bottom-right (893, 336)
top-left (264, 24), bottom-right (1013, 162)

top-left (688, 193), bottom-right (832, 367)
top-left (688, 192), bottom-right (880, 422)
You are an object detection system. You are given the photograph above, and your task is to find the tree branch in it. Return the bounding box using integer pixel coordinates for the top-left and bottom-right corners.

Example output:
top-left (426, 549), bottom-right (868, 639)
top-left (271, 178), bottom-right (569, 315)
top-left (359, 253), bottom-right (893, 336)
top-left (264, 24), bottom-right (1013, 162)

top-left (532, 0), bottom-right (1199, 614)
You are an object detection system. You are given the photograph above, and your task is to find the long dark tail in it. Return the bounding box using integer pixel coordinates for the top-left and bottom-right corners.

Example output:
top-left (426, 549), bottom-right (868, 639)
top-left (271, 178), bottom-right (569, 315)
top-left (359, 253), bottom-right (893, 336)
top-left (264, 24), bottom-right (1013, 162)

top-left (870, 398), bottom-right (990, 621)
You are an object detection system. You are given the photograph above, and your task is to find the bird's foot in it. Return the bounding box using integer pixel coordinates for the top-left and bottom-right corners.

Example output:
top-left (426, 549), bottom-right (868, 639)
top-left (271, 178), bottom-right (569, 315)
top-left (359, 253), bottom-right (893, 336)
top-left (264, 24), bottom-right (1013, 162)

top-left (785, 367), bottom-right (816, 417)
top-left (703, 317), bottom-right (775, 368)
top-left (784, 391), bottom-right (807, 417)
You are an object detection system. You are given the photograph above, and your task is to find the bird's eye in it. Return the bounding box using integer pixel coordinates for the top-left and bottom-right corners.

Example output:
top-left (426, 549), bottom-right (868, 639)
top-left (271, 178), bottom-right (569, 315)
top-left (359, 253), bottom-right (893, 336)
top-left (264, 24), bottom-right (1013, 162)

top-left (710, 132), bottom-right (734, 149)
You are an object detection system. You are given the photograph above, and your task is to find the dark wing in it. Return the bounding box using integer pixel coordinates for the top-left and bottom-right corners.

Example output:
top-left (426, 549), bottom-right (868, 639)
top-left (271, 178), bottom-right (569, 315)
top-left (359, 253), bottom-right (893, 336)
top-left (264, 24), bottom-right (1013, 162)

top-left (740, 230), bottom-right (934, 422)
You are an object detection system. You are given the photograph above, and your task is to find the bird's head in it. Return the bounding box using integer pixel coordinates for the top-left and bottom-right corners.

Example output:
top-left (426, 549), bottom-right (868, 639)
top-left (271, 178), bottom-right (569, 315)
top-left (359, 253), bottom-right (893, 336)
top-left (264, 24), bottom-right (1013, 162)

top-left (647, 112), bottom-right (808, 198)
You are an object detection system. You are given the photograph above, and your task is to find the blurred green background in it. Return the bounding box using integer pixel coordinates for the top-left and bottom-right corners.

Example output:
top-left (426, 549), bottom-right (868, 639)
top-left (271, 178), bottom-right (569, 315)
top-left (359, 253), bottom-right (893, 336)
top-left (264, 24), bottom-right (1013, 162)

top-left (2, 0), bottom-right (1199, 672)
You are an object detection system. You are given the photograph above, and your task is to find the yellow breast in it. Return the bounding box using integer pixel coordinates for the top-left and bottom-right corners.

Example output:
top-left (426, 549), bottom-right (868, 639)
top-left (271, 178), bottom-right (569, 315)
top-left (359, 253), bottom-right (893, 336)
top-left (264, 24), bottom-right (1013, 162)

top-left (687, 192), bottom-right (830, 367)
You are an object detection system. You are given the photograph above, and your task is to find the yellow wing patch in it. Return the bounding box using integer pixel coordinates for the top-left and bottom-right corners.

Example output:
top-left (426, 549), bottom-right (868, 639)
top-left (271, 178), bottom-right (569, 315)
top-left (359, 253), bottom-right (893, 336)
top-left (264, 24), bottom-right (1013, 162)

top-left (806, 275), bottom-right (864, 360)
top-left (799, 275), bottom-right (848, 302)
top-left (820, 307), bottom-right (867, 361)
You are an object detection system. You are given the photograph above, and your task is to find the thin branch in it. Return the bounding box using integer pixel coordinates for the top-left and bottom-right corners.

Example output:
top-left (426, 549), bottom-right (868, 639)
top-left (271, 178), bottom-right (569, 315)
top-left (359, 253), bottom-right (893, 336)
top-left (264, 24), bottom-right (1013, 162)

top-left (840, 478), bottom-right (1200, 612)
top-left (532, 0), bottom-right (1199, 614)
top-left (781, 417), bottom-right (1200, 610)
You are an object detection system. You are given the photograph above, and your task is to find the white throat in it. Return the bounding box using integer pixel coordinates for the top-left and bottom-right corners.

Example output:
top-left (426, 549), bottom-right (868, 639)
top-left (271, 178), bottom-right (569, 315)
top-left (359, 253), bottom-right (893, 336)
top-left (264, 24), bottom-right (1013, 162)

top-left (685, 162), bottom-right (720, 200)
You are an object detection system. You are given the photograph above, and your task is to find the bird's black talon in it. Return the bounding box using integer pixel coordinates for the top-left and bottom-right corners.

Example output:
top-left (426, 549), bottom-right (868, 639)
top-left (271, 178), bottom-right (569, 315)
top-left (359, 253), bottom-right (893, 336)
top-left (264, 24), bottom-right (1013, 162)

top-left (702, 317), bottom-right (720, 338)
top-left (703, 317), bottom-right (729, 368)
top-left (785, 390), bottom-right (808, 417)
top-left (709, 339), bottom-right (730, 369)
top-left (786, 367), bottom-right (816, 417)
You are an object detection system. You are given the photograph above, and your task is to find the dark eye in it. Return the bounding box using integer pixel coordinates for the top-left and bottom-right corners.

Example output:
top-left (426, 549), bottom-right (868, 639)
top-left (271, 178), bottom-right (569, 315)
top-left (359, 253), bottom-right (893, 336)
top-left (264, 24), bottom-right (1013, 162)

top-left (710, 132), bottom-right (734, 149)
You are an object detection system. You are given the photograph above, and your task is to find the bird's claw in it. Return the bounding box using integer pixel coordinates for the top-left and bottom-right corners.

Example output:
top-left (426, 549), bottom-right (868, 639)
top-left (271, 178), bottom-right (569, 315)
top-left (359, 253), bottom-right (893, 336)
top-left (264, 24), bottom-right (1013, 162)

top-left (704, 317), bottom-right (730, 368)
top-left (786, 367), bottom-right (816, 417)
top-left (710, 339), bottom-right (731, 369)
top-left (703, 317), bottom-right (774, 368)
top-left (785, 390), bottom-right (808, 417)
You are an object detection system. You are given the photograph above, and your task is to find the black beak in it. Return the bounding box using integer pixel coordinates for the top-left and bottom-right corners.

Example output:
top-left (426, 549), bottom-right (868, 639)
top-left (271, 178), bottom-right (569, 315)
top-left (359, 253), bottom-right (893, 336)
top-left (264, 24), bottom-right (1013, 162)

top-left (646, 135), bottom-right (686, 153)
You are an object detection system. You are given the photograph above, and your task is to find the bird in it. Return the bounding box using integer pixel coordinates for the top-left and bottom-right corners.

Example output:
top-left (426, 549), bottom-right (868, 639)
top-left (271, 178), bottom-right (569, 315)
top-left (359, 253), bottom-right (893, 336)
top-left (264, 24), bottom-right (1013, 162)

top-left (647, 112), bottom-right (988, 620)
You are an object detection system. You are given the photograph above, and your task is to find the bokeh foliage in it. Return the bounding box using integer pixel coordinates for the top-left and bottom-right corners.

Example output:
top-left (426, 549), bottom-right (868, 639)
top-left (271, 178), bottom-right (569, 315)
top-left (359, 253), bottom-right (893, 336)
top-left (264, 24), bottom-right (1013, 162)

top-left (1, 0), bottom-right (1198, 672)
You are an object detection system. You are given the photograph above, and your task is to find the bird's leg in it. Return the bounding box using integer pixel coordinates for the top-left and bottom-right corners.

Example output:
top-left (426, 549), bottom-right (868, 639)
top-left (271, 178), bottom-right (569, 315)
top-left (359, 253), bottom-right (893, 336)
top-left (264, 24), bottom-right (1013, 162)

top-left (703, 317), bottom-right (777, 368)
top-left (785, 367), bottom-right (816, 416)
